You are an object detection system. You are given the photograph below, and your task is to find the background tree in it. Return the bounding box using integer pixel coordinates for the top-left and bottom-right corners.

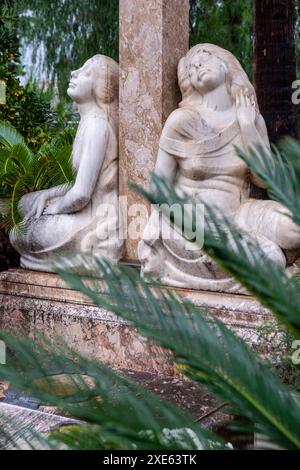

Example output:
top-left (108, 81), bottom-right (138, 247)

top-left (189, 0), bottom-right (253, 78)
top-left (17, 0), bottom-right (119, 97)
top-left (253, 0), bottom-right (298, 141)
top-left (18, 0), bottom-right (253, 97)
top-left (0, 0), bottom-right (54, 151)
top-left (17, 0), bottom-right (300, 103)
top-left (0, 0), bottom-right (56, 271)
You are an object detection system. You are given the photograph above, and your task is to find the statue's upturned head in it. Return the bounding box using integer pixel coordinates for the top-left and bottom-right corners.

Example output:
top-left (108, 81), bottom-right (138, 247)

top-left (67, 54), bottom-right (119, 130)
top-left (187, 48), bottom-right (228, 94)
top-left (67, 55), bottom-right (119, 105)
top-left (178, 43), bottom-right (258, 111)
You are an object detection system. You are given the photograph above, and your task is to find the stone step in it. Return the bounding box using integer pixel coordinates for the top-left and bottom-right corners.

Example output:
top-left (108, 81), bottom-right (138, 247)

top-left (0, 269), bottom-right (275, 377)
top-left (1, 369), bottom-right (231, 427)
top-left (1, 368), bottom-right (248, 449)
top-left (0, 402), bottom-right (79, 450)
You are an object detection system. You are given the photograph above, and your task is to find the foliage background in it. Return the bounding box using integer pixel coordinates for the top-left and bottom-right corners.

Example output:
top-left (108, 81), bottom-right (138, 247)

top-left (15, 0), bottom-right (300, 99)
top-left (17, 0), bottom-right (119, 97)
top-left (189, 0), bottom-right (253, 79)
top-left (0, 0), bottom-right (54, 151)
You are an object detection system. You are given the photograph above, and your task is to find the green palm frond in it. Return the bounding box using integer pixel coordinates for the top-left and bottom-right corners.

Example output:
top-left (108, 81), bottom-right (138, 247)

top-left (0, 120), bottom-right (28, 148)
top-left (0, 121), bottom-right (74, 231)
top-left (235, 139), bottom-right (300, 226)
top-left (0, 142), bottom-right (37, 231)
top-left (0, 142), bottom-right (34, 183)
top-left (0, 333), bottom-right (225, 451)
top-left (0, 178), bottom-right (31, 232)
top-left (42, 125), bottom-right (76, 149)
top-left (56, 255), bottom-right (300, 450)
top-left (35, 141), bottom-right (74, 188)
top-left (131, 175), bottom-right (300, 338)
top-left (0, 138), bottom-right (33, 195)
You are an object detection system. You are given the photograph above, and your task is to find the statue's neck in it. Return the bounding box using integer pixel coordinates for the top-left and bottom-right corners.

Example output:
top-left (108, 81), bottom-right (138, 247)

top-left (192, 83), bottom-right (233, 112)
top-left (77, 101), bottom-right (102, 119)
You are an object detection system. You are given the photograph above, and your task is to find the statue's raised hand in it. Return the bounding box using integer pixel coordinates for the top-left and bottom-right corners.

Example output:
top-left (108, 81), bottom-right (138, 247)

top-left (236, 89), bottom-right (256, 130)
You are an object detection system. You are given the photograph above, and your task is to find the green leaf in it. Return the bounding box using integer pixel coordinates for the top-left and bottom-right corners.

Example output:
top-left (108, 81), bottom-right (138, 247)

top-left (0, 120), bottom-right (28, 148)
top-left (131, 174), bottom-right (300, 338)
top-left (235, 140), bottom-right (300, 227)
top-left (0, 121), bottom-right (74, 231)
top-left (56, 255), bottom-right (300, 450)
top-left (0, 333), bottom-right (225, 451)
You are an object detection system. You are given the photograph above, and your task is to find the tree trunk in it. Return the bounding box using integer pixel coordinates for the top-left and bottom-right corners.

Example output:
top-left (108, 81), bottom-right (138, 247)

top-left (253, 0), bottom-right (298, 142)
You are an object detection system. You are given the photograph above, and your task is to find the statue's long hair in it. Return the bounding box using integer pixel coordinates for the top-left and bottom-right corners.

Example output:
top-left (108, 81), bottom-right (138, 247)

top-left (178, 43), bottom-right (259, 115)
top-left (90, 54), bottom-right (119, 136)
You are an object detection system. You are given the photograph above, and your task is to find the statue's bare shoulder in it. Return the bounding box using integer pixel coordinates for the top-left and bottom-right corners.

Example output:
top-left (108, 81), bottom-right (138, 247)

top-left (162, 107), bottom-right (194, 139)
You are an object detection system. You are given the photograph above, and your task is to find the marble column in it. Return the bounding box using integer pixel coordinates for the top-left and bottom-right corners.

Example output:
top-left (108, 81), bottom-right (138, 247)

top-left (119, 0), bottom-right (190, 261)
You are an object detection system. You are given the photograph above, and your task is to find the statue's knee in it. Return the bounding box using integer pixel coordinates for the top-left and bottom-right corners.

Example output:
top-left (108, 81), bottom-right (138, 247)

top-left (9, 227), bottom-right (16, 246)
top-left (277, 218), bottom-right (300, 250)
top-left (19, 192), bottom-right (33, 215)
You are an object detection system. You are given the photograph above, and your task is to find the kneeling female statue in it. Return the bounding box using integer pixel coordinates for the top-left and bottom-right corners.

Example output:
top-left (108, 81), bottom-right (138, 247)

top-left (10, 55), bottom-right (124, 271)
top-left (138, 44), bottom-right (300, 293)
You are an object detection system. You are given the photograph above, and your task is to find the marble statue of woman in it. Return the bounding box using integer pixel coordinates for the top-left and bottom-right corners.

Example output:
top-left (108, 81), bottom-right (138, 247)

top-left (138, 44), bottom-right (300, 293)
top-left (10, 55), bottom-right (124, 271)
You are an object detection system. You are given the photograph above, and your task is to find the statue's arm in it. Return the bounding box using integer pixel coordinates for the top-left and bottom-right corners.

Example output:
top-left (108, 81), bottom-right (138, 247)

top-left (151, 147), bottom-right (177, 192)
top-left (45, 120), bottom-right (108, 215)
top-left (241, 115), bottom-right (270, 149)
top-left (43, 184), bottom-right (71, 199)
top-left (150, 114), bottom-right (179, 191)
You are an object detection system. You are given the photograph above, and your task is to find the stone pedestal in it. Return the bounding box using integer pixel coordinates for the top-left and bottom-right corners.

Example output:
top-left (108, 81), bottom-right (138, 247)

top-left (0, 269), bottom-right (275, 374)
top-left (0, 268), bottom-right (273, 447)
top-left (119, 0), bottom-right (190, 260)
top-left (0, 269), bottom-right (174, 375)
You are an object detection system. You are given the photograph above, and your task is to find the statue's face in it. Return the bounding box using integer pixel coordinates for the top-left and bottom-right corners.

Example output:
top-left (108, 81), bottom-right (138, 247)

top-left (67, 59), bottom-right (93, 102)
top-left (67, 58), bottom-right (107, 103)
top-left (188, 50), bottom-right (227, 93)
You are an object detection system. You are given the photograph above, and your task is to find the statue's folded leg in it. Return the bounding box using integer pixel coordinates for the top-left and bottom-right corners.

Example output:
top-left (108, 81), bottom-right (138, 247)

top-left (234, 199), bottom-right (300, 266)
top-left (138, 212), bottom-right (246, 293)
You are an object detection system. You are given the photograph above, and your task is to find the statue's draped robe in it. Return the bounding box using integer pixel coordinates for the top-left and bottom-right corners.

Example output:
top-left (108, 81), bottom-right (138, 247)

top-left (138, 107), bottom-right (287, 293)
top-left (11, 114), bottom-right (123, 271)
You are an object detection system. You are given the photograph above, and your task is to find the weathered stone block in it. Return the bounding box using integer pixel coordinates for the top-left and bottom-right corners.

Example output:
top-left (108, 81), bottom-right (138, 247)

top-left (0, 269), bottom-right (275, 375)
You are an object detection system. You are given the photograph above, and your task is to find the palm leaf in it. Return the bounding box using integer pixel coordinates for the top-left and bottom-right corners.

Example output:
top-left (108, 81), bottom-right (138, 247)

top-left (0, 121), bottom-right (74, 231)
top-left (0, 333), bottom-right (225, 451)
top-left (35, 143), bottom-right (74, 188)
top-left (235, 140), bottom-right (300, 227)
top-left (56, 255), bottom-right (300, 450)
top-left (0, 120), bottom-right (28, 148)
top-left (131, 175), bottom-right (300, 338)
